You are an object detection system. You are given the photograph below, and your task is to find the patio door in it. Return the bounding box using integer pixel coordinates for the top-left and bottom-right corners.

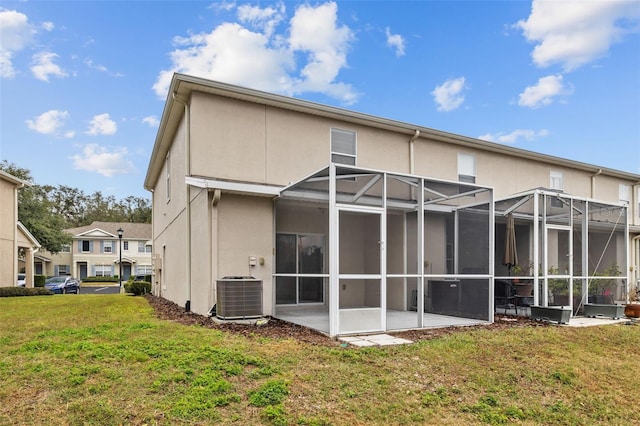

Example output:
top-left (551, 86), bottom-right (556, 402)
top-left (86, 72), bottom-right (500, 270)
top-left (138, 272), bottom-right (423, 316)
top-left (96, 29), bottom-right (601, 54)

top-left (337, 207), bottom-right (385, 334)
top-left (545, 225), bottom-right (572, 309)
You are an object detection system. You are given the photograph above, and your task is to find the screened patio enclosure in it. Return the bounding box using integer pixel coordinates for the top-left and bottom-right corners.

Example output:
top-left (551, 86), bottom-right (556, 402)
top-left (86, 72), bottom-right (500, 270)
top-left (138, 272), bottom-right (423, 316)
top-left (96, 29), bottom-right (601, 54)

top-left (274, 164), bottom-right (494, 337)
top-left (494, 189), bottom-right (628, 316)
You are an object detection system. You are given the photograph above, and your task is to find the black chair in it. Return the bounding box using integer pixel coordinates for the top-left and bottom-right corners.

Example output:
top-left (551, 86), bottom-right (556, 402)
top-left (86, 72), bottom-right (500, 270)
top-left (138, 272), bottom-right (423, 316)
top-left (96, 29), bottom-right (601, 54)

top-left (494, 280), bottom-right (516, 314)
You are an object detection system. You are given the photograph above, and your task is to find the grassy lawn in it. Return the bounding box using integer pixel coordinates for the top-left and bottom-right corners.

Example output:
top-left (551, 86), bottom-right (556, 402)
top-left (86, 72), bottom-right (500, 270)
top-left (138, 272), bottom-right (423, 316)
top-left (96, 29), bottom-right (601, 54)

top-left (1, 296), bottom-right (639, 425)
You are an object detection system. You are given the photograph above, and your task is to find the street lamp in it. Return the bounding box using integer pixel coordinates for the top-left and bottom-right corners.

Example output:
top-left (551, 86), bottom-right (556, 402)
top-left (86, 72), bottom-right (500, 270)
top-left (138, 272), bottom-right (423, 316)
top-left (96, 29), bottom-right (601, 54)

top-left (117, 227), bottom-right (124, 288)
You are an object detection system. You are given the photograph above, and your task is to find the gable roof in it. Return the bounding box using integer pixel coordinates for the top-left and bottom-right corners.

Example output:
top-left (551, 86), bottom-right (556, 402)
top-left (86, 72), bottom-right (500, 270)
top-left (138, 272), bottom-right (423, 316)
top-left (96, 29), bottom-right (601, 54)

top-left (145, 73), bottom-right (640, 191)
top-left (65, 221), bottom-right (151, 239)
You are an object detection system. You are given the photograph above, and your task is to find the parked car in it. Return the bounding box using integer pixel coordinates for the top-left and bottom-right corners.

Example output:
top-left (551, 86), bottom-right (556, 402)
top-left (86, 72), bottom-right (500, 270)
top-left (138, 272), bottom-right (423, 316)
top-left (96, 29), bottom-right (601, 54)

top-left (44, 276), bottom-right (80, 294)
top-left (16, 273), bottom-right (26, 287)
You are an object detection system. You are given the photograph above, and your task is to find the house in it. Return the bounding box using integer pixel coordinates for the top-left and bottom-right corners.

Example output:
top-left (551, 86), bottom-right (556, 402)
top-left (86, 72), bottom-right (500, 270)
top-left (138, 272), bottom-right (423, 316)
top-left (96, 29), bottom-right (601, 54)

top-left (0, 170), bottom-right (40, 288)
top-left (144, 73), bottom-right (640, 337)
top-left (39, 222), bottom-right (152, 281)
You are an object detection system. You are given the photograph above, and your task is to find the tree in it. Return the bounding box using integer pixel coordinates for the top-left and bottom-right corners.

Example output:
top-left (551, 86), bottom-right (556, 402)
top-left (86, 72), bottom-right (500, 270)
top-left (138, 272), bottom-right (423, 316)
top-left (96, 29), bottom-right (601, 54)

top-left (0, 160), bottom-right (152, 253)
top-left (0, 160), bottom-right (71, 253)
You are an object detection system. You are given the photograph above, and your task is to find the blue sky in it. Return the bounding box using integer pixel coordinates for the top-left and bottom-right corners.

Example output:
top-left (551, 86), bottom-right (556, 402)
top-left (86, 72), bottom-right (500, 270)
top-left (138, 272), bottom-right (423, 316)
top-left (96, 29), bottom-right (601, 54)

top-left (1, 1), bottom-right (639, 200)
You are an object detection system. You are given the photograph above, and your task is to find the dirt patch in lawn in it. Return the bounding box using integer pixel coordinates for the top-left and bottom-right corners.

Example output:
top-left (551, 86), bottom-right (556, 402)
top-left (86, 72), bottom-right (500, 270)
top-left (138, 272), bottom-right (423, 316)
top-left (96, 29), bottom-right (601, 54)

top-left (145, 294), bottom-right (548, 347)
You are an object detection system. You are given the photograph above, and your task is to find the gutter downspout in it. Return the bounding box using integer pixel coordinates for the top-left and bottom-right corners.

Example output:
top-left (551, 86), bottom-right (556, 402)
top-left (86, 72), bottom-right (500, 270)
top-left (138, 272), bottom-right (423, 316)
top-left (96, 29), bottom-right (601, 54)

top-left (590, 169), bottom-right (602, 198)
top-left (173, 92), bottom-right (192, 312)
top-left (409, 130), bottom-right (420, 175)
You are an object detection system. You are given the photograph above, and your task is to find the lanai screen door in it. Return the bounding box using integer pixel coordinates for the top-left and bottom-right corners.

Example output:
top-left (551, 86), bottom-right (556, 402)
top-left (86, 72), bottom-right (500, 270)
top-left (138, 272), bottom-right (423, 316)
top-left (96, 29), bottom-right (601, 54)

top-left (338, 207), bottom-right (384, 334)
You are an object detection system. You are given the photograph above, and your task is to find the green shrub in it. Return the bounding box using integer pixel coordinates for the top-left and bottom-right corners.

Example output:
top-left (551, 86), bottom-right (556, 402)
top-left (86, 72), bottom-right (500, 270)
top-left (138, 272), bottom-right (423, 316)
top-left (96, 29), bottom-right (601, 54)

top-left (127, 274), bottom-right (152, 283)
top-left (124, 281), bottom-right (151, 296)
top-left (82, 276), bottom-right (119, 283)
top-left (34, 275), bottom-right (46, 287)
top-left (0, 287), bottom-right (53, 297)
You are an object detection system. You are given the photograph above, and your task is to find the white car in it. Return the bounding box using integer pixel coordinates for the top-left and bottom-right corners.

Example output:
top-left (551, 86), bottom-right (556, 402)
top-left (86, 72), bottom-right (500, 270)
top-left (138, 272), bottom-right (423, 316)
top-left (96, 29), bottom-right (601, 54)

top-left (17, 273), bottom-right (26, 287)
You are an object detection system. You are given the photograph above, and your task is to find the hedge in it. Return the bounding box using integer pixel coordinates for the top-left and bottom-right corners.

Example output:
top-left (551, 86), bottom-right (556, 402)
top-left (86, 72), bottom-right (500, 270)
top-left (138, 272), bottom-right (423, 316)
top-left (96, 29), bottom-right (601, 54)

top-left (125, 281), bottom-right (151, 296)
top-left (35, 275), bottom-right (46, 287)
top-left (82, 276), bottom-right (119, 283)
top-left (0, 287), bottom-right (53, 297)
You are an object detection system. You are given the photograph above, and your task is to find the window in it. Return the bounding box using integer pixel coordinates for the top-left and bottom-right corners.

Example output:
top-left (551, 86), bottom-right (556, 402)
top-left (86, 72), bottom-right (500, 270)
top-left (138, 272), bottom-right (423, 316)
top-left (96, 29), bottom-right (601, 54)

top-left (138, 242), bottom-right (152, 253)
top-left (457, 153), bottom-right (476, 183)
top-left (550, 171), bottom-right (563, 190)
top-left (81, 240), bottom-right (91, 253)
top-left (331, 128), bottom-right (356, 165)
top-left (57, 265), bottom-right (69, 275)
top-left (60, 244), bottom-right (71, 253)
top-left (123, 241), bottom-right (129, 251)
top-left (166, 153), bottom-right (171, 201)
top-left (103, 241), bottom-right (113, 253)
top-left (137, 265), bottom-right (153, 275)
top-left (95, 265), bottom-right (112, 277)
top-left (619, 184), bottom-right (630, 204)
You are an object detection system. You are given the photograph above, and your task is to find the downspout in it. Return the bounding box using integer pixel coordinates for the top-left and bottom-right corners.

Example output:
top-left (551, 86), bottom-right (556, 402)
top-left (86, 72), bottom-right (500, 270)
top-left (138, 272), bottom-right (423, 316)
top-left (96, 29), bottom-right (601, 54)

top-left (173, 92), bottom-right (192, 312)
top-left (409, 130), bottom-right (420, 175)
top-left (590, 169), bottom-right (602, 198)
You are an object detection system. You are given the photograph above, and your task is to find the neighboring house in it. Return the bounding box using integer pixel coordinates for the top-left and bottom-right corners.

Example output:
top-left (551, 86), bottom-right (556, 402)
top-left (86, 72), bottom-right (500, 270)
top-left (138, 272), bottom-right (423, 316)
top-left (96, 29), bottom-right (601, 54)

top-left (40, 222), bottom-right (152, 281)
top-left (0, 170), bottom-right (40, 288)
top-left (144, 73), bottom-right (640, 337)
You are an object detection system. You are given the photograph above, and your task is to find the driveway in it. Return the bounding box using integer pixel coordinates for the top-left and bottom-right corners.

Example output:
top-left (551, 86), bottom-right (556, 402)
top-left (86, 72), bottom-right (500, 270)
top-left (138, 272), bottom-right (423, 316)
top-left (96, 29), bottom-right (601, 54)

top-left (79, 285), bottom-right (121, 295)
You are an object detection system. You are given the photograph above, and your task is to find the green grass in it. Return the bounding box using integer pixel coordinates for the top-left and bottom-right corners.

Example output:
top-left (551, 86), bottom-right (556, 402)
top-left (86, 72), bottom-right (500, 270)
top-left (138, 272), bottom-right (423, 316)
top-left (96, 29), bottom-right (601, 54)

top-left (1, 295), bottom-right (639, 425)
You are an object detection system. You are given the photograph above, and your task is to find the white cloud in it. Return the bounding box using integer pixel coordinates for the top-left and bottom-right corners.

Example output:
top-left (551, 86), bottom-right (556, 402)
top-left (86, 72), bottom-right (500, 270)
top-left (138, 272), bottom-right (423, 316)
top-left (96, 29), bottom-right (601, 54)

top-left (0, 10), bottom-right (35, 78)
top-left (42, 21), bottom-right (54, 31)
top-left (516, 0), bottom-right (640, 71)
top-left (142, 115), bottom-right (160, 127)
top-left (31, 51), bottom-right (68, 81)
top-left (71, 144), bottom-right (134, 177)
top-left (518, 74), bottom-right (571, 108)
top-left (153, 1), bottom-right (358, 104)
top-left (431, 77), bottom-right (466, 112)
top-left (86, 113), bottom-right (117, 136)
top-left (478, 129), bottom-right (549, 144)
top-left (385, 27), bottom-right (405, 57)
top-left (238, 2), bottom-right (285, 38)
top-left (25, 109), bottom-right (71, 136)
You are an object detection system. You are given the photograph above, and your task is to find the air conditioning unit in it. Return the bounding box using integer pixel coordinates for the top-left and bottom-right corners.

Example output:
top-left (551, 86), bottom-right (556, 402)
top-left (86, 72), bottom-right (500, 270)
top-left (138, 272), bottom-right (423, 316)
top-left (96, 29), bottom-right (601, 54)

top-left (216, 277), bottom-right (263, 320)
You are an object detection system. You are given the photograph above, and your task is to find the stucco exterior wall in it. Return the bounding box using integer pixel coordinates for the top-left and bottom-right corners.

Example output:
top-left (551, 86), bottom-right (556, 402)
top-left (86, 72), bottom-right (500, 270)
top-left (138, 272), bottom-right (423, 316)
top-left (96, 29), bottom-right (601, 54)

top-left (0, 178), bottom-right (17, 286)
top-left (189, 187), bottom-right (213, 315)
top-left (217, 194), bottom-right (274, 315)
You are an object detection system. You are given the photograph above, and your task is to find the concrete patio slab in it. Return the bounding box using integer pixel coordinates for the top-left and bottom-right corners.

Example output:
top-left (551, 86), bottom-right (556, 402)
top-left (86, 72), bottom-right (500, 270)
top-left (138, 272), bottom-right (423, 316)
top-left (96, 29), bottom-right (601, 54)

top-left (339, 333), bottom-right (413, 347)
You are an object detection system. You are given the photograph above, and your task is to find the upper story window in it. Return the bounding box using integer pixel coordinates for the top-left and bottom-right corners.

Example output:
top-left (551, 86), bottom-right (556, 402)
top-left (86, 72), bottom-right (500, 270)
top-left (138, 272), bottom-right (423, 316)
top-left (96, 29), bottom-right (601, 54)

top-left (60, 244), bottom-right (71, 253)
top-left (81, 240), bottom-right (91, 253)
top-left (138, 241), bottom-right (152, 253)
top-left (331, 128), bottom-right (356, 165)
top-left (619, 184), bottom-right (630, 204)
top-left (166, 153), bottom-right (171, 202)
top-left (123, 241), bottom-right (129, 251)
top-left (457, 153), bottom-right (476, 183)
top-left (550, 170), bottom-right (563, 191)
top-left (103, 241), bottom-right (113, 253)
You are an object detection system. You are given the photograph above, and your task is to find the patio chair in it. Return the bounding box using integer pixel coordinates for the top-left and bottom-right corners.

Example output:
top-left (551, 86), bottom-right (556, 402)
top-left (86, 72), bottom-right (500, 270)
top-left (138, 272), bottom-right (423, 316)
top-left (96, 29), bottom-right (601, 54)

top-left (494, 279), bottom-right (517, 314)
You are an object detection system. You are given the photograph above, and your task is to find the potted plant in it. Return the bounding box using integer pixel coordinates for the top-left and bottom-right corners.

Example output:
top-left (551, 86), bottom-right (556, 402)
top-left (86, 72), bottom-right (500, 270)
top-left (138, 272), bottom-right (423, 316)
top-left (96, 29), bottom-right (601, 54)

top-left (512, 261), bottom-right (534, 296)
top-left (624, 285), bottom-right (640, 318)
top-left (588, 264), bottom-right (621, 304)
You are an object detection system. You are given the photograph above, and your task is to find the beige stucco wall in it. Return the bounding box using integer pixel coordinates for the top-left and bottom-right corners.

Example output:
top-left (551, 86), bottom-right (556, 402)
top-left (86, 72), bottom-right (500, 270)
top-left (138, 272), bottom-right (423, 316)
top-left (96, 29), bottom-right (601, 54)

top-left (149, 86), bottom-right (639, 317)
top-left (0, 177), bottom-right (18, 286)
top-left (217, 194), bottom-right (274, 315)
top-left (189, 187), bottom-right (213, 315)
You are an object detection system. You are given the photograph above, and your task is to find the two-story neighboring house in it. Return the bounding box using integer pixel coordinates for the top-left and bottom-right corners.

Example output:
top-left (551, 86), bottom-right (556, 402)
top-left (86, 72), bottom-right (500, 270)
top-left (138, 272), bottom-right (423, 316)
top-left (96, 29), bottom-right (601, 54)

top-left (144, 74), bottom-right (640, 337)
top-left (39, 222), bottom-right (152, 281)
top-left (0, 170), bottom-right (40, 288)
